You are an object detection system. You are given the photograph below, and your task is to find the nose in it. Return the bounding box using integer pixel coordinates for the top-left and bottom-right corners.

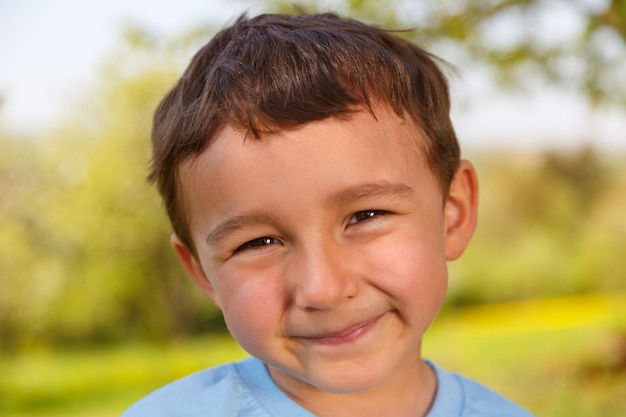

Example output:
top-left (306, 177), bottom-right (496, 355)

top-left (290, 241), bottom-right (359, 311)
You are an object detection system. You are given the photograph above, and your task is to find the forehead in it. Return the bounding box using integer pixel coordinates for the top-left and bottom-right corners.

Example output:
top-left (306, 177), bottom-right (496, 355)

top-left (178, 106), bottom-right (434, 234)
top-left (186, 105), bottom-right (425, 175)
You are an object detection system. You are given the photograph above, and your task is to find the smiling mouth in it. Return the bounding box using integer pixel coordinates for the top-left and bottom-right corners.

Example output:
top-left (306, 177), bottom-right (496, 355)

top-left (300, 314), bottom-right (386, 346)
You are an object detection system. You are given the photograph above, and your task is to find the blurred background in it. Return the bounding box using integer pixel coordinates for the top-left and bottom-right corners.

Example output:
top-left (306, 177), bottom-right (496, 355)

top-left (1, 0), bottom-right (625, 416)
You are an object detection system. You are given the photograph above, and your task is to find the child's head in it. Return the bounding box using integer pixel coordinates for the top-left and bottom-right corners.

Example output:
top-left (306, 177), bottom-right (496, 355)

top-left (150, 12), bottom-right (478, 411)
top-left (149, 13), bottom-right (461, 255)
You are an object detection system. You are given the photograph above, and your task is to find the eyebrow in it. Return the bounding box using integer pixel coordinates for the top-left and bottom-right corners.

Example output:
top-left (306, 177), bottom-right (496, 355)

top-left (325, 181), bottom-right (415, 206)
top-left (206, 212), bottom-right (274, 247)
top-left (205, 182), bottom-right (414, 247)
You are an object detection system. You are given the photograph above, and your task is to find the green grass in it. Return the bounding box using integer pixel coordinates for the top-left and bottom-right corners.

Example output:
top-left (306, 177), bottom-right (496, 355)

top-left (2, 293), bottom-right (625, 417)
top-left (0, 335), bottom-right (247, 417)
top-left (425, 293), bottom-right (626, 416)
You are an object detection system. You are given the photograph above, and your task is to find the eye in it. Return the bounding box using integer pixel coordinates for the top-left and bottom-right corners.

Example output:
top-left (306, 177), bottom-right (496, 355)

top-left (347, 210), bottom-right (390, 225)
top-left (233, 236), bottom-right (282, 254)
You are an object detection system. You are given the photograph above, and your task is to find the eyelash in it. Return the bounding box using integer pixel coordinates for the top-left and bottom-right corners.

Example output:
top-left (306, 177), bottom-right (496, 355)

top-left (348, 209), bottom-right (390, 225)
top-left (232, 210), bottom-right (389, 254)
top-left (233, 236), bottom-right (281, 254)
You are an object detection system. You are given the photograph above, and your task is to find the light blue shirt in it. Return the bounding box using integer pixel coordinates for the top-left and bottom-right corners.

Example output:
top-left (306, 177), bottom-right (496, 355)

top-left (121, 357), bottom-right (534, 416)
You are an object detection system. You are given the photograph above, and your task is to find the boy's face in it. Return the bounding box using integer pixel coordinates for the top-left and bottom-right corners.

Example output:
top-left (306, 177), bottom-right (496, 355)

top-left (173, 106), bottom-right (477, 398)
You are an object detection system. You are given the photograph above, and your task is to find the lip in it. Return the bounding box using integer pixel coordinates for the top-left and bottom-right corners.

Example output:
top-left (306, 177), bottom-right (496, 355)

top-left (299, 313), bottom-right (386, 346)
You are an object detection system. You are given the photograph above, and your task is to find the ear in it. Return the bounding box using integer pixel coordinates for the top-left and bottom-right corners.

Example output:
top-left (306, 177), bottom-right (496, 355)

top-left (170, 234), bottom-right (222, 309)
top-left (443, 160), bottom-right (479, 260)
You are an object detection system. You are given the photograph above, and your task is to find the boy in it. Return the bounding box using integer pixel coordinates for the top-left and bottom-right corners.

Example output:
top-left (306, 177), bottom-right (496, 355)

top-left (123, 13), bottom-right (534, 417)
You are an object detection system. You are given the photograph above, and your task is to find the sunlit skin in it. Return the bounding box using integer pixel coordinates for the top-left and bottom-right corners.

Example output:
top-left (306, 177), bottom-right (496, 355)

top-left (172, 105), bottom-right (478, 417)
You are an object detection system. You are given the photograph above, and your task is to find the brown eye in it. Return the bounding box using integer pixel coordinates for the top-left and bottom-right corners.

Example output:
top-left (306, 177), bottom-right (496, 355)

top-left (234, 237), bottom-right (281, 254)
top-left (348, 210), bottom-right (389, 225)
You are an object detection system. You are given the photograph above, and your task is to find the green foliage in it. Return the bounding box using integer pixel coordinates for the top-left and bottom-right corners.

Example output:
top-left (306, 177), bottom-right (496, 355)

top-left (1, 5), bottom-right (623, 417)
top-left (0, 30), bottom-right (226, 350)
top-left (448, 149), bottom-right (626, 305)
top-left (268, 0), bottom-right (626, 104)
top-left (1, 1), bottom-right (626, 351)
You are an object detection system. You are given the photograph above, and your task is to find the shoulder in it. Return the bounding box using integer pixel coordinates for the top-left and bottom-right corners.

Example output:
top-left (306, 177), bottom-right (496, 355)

top-left (427, 362), bottom-right (535, 417)
top-left (120, 357), bottom-right (316, 417)
top-left (120, 357), bottom-right (267, 417)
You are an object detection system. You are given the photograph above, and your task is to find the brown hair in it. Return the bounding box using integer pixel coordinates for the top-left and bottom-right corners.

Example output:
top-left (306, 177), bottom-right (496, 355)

top-left (149, 13), bottom-right (460, 254)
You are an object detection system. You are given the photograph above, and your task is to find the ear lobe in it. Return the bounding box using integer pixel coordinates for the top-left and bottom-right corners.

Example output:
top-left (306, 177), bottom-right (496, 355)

top-left (443, 160), bottom-right (479, 260)
top-left (170, 234), bottom-right (222, 309)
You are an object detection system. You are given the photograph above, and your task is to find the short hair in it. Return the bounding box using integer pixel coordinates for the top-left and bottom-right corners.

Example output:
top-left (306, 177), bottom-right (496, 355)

top-left (149, 13), bottom-right (460, 254)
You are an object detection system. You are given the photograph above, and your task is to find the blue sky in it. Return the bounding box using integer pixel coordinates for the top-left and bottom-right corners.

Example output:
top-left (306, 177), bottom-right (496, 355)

top-left (1, 0), bottom-right (624, 151)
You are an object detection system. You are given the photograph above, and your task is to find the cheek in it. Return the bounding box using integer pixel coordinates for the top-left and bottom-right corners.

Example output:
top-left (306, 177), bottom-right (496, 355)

top-left (364, 226), bottom-right (448, 312)
top-left (212, 267), bottom-right (285, 352)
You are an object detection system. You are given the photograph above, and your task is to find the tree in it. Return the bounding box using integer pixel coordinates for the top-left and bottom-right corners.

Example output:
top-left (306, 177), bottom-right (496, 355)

top-left (270, 0), bottom-right (626, 104)
top-left (3, 1), bottom-right (624, 349)
top-left (0, 27), bottom-right (224, 349)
